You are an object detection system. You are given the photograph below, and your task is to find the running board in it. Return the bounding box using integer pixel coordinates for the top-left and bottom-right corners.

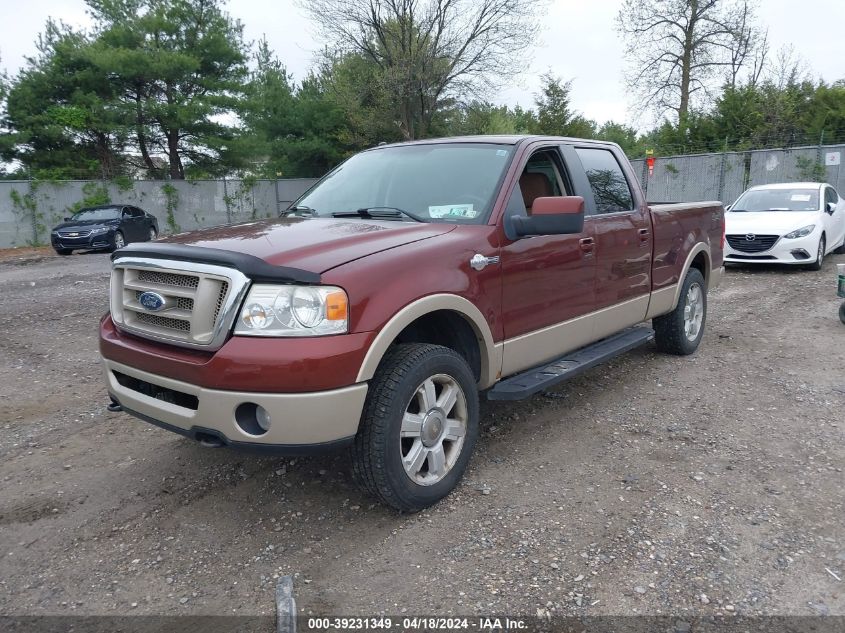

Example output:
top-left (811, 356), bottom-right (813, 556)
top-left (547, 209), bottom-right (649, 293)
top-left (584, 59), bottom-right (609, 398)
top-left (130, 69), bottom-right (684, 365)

top-left (487, 327), bottom-right (655, 401)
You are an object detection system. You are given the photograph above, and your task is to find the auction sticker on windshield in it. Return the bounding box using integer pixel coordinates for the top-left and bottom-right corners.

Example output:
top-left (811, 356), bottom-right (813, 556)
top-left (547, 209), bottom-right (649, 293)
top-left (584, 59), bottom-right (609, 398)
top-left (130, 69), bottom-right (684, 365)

top-left (428, 204), bottom-right (477, 219)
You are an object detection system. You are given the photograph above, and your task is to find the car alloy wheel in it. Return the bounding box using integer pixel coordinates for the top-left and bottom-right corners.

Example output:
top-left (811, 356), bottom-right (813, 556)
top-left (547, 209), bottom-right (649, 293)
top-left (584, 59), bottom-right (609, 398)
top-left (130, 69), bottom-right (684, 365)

top-left (149, 227), bottom-right (157, 241)
top-left (400, 373), bottom-right (468, 486)
top-left (113, 231), bottom-right (125, 250)
top-left (683, 283), bottom-right (704, 342)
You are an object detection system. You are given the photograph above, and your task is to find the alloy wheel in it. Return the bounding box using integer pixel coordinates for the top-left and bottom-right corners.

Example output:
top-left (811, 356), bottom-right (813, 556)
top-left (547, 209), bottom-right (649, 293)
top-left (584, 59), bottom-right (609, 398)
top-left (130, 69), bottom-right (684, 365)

top-left (683, 283), bottom-right (704, 342)
top-left (400, 373), bottom-right (468, 486)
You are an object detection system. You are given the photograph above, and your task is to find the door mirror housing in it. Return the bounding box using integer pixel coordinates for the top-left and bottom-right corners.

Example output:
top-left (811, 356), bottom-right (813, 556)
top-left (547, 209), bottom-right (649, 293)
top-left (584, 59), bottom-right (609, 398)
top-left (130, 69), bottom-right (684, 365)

top-left (63, 216), bottom-right (71, 222)
top-left (827, 201), bottom-right (836, 214)
top-left (505, 196), bottom-right (585, 240)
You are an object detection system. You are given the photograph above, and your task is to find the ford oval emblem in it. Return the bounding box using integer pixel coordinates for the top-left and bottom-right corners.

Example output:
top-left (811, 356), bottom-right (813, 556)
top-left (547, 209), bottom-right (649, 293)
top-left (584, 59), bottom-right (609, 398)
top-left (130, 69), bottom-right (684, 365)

top-left (139, 291), bottom-right (166, 311)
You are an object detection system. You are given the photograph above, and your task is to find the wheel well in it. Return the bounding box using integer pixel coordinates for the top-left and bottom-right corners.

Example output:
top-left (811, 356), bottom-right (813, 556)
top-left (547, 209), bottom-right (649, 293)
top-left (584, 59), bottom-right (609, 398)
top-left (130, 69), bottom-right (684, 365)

top-left (392, 310), bottom-right (482, 381)
top-left (690, 251), bottom-right (709, 285)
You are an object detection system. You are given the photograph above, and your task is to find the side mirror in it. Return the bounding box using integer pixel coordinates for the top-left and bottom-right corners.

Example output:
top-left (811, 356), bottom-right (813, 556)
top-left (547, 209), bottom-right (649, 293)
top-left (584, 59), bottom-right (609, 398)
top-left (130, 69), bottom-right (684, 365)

top-left (63, 217), bottom-right (71, 222)
top-left (827, 202), bottom-right (836, 214)
top-left (506, 196), bottom-right (585, 240)
top-left (725, 204), bottom-right (732, 212)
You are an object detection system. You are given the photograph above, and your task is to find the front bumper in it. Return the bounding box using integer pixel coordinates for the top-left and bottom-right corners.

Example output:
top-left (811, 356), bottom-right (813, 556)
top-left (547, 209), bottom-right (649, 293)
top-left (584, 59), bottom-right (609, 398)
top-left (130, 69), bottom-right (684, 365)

top-left (104, 358), bottom-right (368, 451)
top-left (52, 231), bottom-right (113, 251)
top-left (724, 231), bottom-right (819, 264)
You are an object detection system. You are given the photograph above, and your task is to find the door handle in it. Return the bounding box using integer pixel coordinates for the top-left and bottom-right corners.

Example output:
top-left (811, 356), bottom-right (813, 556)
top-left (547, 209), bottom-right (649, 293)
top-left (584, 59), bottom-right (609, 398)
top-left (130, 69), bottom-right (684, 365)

top-left (579, 237), bottom-right (595, 254)
top-left (638, 228), bottom-right (650, 243)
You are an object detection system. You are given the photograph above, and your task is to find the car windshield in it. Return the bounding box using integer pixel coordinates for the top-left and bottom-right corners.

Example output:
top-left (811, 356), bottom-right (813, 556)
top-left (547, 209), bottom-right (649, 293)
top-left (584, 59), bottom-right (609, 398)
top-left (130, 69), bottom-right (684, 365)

top-left (72, 207), bottom-right (121, 221)
top-left (292, 143), bottom-right (514, 223)
top-left (731, 188), bottom-right (820, 212)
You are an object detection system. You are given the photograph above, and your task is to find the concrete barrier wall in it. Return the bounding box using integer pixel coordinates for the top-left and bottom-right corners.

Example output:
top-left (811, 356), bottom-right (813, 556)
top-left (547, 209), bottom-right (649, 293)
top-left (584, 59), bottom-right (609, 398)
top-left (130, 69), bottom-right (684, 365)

top-left (0, 178), bottom-right (318, 249)
top-left (631, 144), bottom-right (845, 204)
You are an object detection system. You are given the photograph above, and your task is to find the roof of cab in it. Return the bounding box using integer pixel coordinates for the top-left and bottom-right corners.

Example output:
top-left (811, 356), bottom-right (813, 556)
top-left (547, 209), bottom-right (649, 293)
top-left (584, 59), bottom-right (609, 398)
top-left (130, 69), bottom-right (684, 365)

top-left (369, 134), bottom-right (619, 150)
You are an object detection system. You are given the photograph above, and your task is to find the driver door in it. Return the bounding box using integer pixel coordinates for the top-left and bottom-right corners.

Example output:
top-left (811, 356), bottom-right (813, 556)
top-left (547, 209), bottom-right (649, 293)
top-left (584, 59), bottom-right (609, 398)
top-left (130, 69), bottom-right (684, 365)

top-left (499, 145), bottom-right (596, 376)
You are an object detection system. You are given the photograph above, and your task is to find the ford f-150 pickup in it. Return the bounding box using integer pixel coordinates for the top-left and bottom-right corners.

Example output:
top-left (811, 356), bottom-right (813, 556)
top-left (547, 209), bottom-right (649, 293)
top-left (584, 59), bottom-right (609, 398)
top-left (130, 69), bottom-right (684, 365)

top-left (100, 135), bottom-right (725, 511)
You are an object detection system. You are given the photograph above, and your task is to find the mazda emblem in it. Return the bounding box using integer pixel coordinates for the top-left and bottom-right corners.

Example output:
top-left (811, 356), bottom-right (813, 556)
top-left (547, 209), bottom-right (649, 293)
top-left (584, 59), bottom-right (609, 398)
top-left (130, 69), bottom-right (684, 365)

top-left (745, 233), bottom-right (756, 241)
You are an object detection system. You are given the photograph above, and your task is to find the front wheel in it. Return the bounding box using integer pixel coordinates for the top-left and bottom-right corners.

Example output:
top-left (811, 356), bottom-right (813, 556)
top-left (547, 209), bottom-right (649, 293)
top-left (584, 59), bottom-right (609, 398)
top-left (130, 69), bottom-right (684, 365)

top-left (112, 230), bottom-right (126, 251)
top-left (351, 343), bottom-right (479, 512)
top-left (54, 248), bottom-right (72, 256)
top-left (840, 302), bottom-right (845, 325)
top-left (653, 267), bottom-right (707, 355)
top-left (808, 235), bottom-right (825, 271)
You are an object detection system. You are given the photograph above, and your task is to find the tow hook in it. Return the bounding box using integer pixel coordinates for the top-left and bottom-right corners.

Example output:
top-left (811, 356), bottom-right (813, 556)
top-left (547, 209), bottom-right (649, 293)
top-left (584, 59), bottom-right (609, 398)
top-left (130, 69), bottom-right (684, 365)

top-left (106, 398), bottom-right (123, 413)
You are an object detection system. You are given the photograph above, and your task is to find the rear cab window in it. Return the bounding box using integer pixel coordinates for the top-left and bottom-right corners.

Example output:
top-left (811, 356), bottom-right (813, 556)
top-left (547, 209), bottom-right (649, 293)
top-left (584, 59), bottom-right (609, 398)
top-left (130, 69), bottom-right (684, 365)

top-left (574, 147), bottom-right (635, 215)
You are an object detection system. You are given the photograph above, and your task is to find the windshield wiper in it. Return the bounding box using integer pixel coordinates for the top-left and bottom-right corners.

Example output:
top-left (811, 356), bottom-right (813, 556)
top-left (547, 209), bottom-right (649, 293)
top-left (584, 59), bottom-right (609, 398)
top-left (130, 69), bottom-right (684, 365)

top-left (332, 207), bottom-right (425, 223)
top-left (282, 205), bottom-right (317, 217)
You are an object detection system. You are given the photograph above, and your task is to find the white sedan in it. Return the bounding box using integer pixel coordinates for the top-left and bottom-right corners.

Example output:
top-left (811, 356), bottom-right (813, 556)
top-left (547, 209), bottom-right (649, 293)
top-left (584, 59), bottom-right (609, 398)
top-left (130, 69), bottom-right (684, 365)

top-left (724, 182), bottom-right (845, 270)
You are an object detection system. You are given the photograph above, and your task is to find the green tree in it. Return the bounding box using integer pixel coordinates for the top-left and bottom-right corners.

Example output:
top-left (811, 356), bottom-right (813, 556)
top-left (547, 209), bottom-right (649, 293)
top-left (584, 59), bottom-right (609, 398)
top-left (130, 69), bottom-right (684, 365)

top-left (87, 0), bottom-right (250, 179)
top-left (596, 121), bottom-right (648, 157)
top-left (532, 73), bottom-right (597, 138)
top-left (2, 20), bottom-right (127, 178)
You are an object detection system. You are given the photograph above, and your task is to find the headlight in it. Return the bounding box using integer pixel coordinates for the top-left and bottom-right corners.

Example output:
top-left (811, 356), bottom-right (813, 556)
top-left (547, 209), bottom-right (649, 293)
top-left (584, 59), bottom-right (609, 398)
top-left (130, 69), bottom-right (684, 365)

top-left (234, 285), bottom-right (348, 337)
top-left (784, 225), bottom-right (814, 239)
top-left (91, 226), bottom-right (111, 235)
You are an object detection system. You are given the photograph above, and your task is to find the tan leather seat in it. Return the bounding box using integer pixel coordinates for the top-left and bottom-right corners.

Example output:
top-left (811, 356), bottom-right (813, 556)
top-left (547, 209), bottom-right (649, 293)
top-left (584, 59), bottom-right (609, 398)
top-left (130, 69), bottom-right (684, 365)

top-left (519, 172), bottom-right (553, 214)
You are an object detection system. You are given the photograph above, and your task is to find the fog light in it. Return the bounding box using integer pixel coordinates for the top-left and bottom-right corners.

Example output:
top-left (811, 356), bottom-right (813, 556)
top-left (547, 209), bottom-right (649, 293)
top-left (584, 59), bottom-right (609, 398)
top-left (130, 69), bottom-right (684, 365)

top-left (255, 405), bottom-right (271, 432)
top-left (234, 402), bottom-right (271, 436)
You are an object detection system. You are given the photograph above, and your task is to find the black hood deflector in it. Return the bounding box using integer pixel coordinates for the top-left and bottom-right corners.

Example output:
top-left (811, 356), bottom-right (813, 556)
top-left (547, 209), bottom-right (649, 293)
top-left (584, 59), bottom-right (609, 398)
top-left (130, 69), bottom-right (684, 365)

top-left (112, 242), bottom-right (321, 284)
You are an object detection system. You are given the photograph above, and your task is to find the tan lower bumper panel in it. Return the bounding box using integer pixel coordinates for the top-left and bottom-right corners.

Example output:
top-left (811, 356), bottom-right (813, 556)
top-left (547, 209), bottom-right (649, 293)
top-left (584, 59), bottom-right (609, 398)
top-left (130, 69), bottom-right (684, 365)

top-left (111, 397), bottom-right (355, 455)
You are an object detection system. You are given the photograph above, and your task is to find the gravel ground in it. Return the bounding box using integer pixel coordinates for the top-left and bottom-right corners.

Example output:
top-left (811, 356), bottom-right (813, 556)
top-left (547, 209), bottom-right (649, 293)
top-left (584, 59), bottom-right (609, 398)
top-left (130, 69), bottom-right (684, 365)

top-left (0, 250), bottom-right (843, 619)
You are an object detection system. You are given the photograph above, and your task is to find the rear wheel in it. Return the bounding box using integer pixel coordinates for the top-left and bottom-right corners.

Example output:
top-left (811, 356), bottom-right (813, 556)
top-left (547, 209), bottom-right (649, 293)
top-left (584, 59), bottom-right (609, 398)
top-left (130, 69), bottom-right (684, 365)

top-left (653, 267), bottom-right (707, 356)
top-left (351, 343), bottom-right (479, 512)
top-left (148, 227), bottom-right (157, 241)
top-left (840, 302), bottom-right (845, 325)
top-left (808, 235), bottom-right (825, 271)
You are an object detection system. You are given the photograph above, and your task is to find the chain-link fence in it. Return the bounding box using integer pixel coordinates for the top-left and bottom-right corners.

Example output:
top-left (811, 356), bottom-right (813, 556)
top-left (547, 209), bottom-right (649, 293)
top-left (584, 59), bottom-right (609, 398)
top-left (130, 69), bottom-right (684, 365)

top-left (630, 144), bottom-right (845, 204)
top-left (0, 178), bottom-right (318, 249)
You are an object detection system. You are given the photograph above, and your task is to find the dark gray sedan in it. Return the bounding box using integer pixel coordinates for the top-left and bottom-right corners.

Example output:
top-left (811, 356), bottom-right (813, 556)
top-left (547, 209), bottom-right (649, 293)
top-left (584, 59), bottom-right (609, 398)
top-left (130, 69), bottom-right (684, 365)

top-left (50, 205), bottom-right (159, 255)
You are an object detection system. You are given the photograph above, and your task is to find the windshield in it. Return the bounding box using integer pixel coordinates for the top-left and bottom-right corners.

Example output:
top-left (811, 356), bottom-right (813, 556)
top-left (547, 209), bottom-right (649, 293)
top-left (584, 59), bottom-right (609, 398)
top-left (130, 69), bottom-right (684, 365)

top-left (293, 143), bottom-right (514, 223)
top-left (731, 188), bottom-right (820, 212)
top-left (72, 207), bottom-right (121, 221)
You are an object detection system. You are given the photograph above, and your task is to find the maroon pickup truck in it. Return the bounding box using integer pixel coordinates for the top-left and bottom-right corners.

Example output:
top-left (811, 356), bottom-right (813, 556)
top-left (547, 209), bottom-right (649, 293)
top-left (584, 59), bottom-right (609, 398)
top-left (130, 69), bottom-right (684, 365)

top-left (100, 135), bottom-right (724, 511)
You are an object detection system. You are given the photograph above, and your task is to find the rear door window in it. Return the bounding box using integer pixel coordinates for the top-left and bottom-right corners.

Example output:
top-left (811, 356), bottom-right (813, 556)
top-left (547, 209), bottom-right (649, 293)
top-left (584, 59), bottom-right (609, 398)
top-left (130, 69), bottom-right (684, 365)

top-left (574, 148), bottom-right (634, 214)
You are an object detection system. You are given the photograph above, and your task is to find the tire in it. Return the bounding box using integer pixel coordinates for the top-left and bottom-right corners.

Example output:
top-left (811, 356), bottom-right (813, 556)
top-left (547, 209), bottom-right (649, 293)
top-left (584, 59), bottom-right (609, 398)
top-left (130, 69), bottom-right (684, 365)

top-left (112, 230), bottom-right (126, 252)
top-left (840, 302), bottom-right (845, 325)
top-left (148, 227), bottom-right (157, 241)
top-left (54, 248), bottom-right (72, 256)
top-left (653, 267), bottom-right (707, 356)
top-left (351, 343), bottom-right (479, 512)
top-left (808, 235), bottom-right (825, 271)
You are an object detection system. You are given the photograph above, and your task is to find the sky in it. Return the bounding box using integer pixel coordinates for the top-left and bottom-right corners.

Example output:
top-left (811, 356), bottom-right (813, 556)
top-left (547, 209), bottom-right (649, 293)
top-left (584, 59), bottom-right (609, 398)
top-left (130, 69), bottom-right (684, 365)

top-left (2, 0), bottom-right (844, 129)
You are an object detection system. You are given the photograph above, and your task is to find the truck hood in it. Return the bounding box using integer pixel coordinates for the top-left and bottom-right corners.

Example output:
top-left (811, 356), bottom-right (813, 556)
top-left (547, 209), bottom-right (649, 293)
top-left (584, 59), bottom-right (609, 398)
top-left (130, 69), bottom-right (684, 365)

top-left (160, 217), bottom-right (456, 273)
top-left (725, 211), bottom-right (819, 236)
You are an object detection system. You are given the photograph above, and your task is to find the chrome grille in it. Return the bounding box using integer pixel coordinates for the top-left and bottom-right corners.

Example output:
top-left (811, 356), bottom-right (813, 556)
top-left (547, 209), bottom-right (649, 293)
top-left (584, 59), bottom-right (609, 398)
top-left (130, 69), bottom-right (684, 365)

top-left (58, 230), bottom-right (92, 238)
top-left (110, 258), bottom-right (251, 350)
top-left (177, 296), bottom-right (195, 311)
top-left (136, 312), bottom-right (191, 331)
top-left (137, 269), bottom-right (199, 288)
top-left (213, 282), bottom-right (229, 322)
